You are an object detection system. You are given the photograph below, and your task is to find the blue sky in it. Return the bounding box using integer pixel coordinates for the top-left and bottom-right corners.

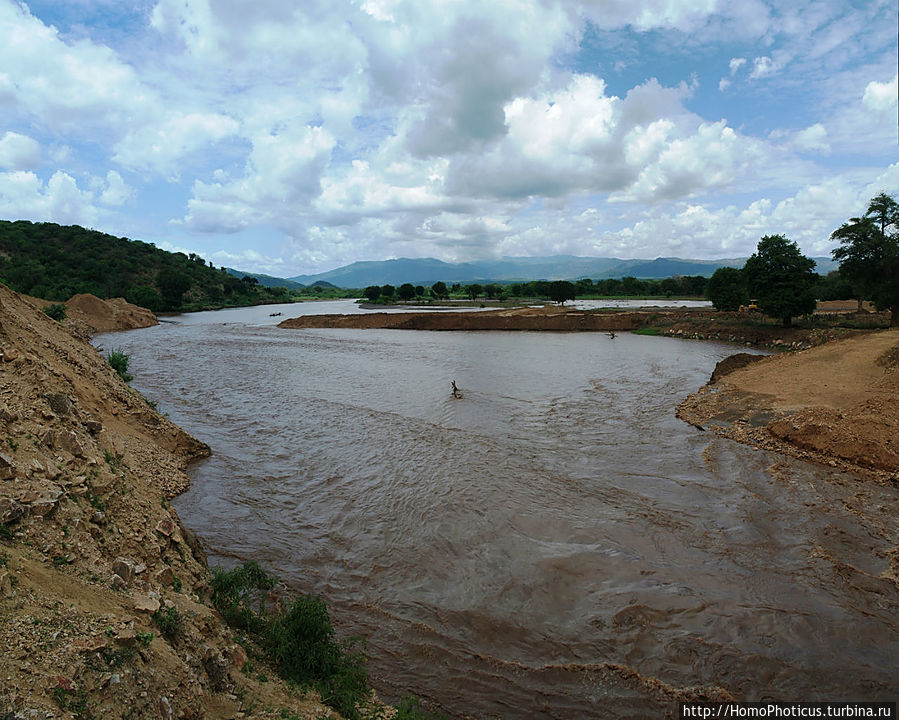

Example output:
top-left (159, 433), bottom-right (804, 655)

top-left (0, 0), bottom-right (896, 276)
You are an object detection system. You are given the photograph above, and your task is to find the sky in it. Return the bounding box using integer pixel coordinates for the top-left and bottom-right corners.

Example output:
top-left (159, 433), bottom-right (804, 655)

top-left (0, 0), bottom-right (896, 277)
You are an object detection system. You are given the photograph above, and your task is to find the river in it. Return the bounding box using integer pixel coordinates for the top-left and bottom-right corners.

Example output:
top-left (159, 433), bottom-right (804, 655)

top-left (103, 300), bottom-right (899, 718)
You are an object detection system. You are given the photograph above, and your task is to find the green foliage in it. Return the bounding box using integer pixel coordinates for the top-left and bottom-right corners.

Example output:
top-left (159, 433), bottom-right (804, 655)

top-left (362, 285), bottom-right (381, 303)
top-left (430, 281), bottom-right (448, 299)
top-left (210, 560), bottom-right (277, 634)
top-left (394, 696), bottom-right (449, 720)
top-left (137, 630), bottom-right (155, 646)
top-left (831, 193), bottom-right (899, 325)
top-left (744, 234), bottom-right (817, 327)
top-left (153, 606), bottom-right (184, 640)
top-left (107, 349), bottom-right (133, 383)
top-left (0, 523), bottom-right (12, 541)
top-left (547, 280), bottom-right (575, 305)
top-left (466, 283), bottom-right (483, 300)
top-left (0, 219), bottom-right (319, 311)
top-left (42, 303), bottom-right (67, 321)
top-left (397, 283), bottom-right (416, 301)
top-left (705, 266), bottom-right (748, 311)
top-left (211, 561), bottom-right (370, 720)
top-left (633, 327), bottom-right (661, 336)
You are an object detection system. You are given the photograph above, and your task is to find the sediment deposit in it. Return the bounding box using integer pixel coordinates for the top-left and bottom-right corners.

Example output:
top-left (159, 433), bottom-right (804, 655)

top-left (677, 329), bottom-right (899, 477)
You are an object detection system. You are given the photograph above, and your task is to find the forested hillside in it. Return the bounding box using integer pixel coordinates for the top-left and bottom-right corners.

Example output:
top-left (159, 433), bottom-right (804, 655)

top-left (0, 220), bottom-right (299, 312)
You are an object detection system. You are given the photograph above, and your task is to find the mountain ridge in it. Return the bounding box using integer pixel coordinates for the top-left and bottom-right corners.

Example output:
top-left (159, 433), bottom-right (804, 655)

top-left (286, 255), bottom-right (839, 288)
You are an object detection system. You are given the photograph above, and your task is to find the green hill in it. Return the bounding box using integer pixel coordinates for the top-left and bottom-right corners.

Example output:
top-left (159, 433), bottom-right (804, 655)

top-left (0, 220), bottom-right (298, 312)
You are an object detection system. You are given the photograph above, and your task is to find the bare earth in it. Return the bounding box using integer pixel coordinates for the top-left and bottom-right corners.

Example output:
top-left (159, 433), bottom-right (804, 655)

top-left (24, 292), bottom-right (158, 336)
top-left (677, 329), bottom-right (899, 477)
top-left (0, 284), bottom-right (358, 719)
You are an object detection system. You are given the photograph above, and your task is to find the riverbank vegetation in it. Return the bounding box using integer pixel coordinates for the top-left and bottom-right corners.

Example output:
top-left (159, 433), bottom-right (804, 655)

top-left (210, 561), bottom-right (447, 720)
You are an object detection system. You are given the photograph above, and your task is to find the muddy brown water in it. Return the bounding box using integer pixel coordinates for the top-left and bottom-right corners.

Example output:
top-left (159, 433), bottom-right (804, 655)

top-left (104, 301), bottom-right (899, 718)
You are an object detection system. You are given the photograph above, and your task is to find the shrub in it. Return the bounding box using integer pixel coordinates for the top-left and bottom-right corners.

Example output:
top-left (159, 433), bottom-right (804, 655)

top-left (107, 349), bottom-right (133, 383)
top-left (394, 696), bottom-right (450, 720)
top-left (211, 561), bottom-right (370, 719)
top-left (210, 560), bottom-right (276, 634)
top-left (42, 303), bottom-right (67, 321)
top-left (153, 606), bottom-right (183, 640)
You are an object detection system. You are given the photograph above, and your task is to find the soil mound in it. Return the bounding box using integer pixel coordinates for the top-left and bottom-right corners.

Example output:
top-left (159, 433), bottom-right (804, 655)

top-left (708, 353), bottom-right (767, 383)
top-left (66, 293), bottom-right (158, 334)
top-left (678, 330), bottom-right (899, 476)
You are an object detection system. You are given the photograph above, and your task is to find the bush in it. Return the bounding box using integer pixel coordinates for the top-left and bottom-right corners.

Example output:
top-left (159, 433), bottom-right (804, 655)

top-left (394, 696), bottom-right (450, 720)
top-left (210, 560), bottom-right (275, 634)
top-left (153, 606), bottom-right (183, 640)
top-left (211, 562), bottom-right (370, 719)
top-left (107, 349), bottom-right (133, 383)
top-left (42, 303), bottom-right (67, 321)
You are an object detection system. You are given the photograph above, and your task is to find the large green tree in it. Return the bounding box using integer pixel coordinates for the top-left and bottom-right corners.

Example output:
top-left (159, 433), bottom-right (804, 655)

top-left (705, 266), bottom-right (748, 311)
top-left (548, 280), bottom-right (576, 305)
top-left (744, 234), bottom-right (817, 327)
top-left (831, 193), bottom-right (899, 326)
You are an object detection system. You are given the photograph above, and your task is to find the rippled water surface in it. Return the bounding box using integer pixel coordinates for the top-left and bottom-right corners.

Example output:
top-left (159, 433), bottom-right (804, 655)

top-left (105, 301), bottom-right (899, 718)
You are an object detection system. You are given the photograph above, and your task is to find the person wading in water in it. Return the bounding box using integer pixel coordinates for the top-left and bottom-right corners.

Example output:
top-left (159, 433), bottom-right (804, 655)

top-left (451, 380), bottom-right (462, 398)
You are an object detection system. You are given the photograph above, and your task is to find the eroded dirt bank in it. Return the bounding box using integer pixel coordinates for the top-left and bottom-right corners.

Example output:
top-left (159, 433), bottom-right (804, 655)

top-left (678, 329), bottom-right (899, 477)
top-left (279, 305), bottom-right (657, 331)
top-left (0, 283), bottom-right (343, 719)
top-left (25, 292), bottom-right (158, 336)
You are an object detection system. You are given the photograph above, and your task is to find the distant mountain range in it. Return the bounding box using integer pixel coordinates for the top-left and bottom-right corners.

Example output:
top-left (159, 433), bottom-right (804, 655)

top-left (224, 268), bottom-right (340, 290)
top-left (270, 255), bottom-right (839, 289)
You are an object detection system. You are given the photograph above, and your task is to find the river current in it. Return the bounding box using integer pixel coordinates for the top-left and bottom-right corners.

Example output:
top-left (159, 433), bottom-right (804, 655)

top-left (104, 300), bottom-right (899, 718)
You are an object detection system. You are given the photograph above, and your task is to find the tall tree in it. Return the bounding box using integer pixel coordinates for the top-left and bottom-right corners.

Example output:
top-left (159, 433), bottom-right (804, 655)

top-left (744, 234), bottom-right (816, 327)
top-left (706, 266), bottom-right (748, 311)
top-left (831, 193), bottom-right (899, 326)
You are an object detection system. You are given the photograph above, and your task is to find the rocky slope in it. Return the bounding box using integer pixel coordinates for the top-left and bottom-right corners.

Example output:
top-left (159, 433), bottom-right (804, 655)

top-left (677, 329), bottom-right (899, 478)
top-left (0, 284), bottom-right (340, 719)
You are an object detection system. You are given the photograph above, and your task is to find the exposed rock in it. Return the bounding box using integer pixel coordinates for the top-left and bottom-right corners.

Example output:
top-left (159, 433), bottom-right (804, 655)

top-left (55, 429), bottom-right (85, 458)
top-left (84, 419), bottom-right (103, 434)
top-left (115, 627), bottom-right (137, 647)
top-left (113, 557), bottom-right (136, 584)
top-left (45, 393), bottom-right (73, 417)
top-left (155, 517), bottom-right (176, 537)
top-left (29, 498), bottom-right (59, 517)
top-left (0, 453), bottom-right (15, 481)
top-left (154, 565), bottom-right (175, 587)
top-left (1, 346), bottom-right (19, 362)
top-left (0, 497), bottom-right (23, 523)
top-left (134, 595), bottom-right (161, 614)
top-left (110, 573), bottom-right (127, 590)
top-left (158, 695), bottom-right (173, 720)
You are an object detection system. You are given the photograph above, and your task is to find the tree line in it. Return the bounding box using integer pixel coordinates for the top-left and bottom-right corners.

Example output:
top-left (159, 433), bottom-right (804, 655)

top-left (0, 220), bottom-right (350, 312)
top-left (706, 193), bottom-right (899, 327)
top-left (361, 275), bottom-right (711, 305)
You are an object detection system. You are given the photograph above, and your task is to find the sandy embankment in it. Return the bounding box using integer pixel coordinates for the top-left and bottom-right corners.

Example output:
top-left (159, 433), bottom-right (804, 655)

top-left (677, 330), bottom-right (899, 477)
top-left (0, 283), bottom-right (346, 719)
top-left (24, 292), bottom-right (158, 336)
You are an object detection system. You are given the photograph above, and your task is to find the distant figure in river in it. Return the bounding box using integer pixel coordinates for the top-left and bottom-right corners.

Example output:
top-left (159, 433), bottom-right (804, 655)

top-left (451, 380), bottom-right (462, 399)
top-left (608, 330), bottom-right (616, 339)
